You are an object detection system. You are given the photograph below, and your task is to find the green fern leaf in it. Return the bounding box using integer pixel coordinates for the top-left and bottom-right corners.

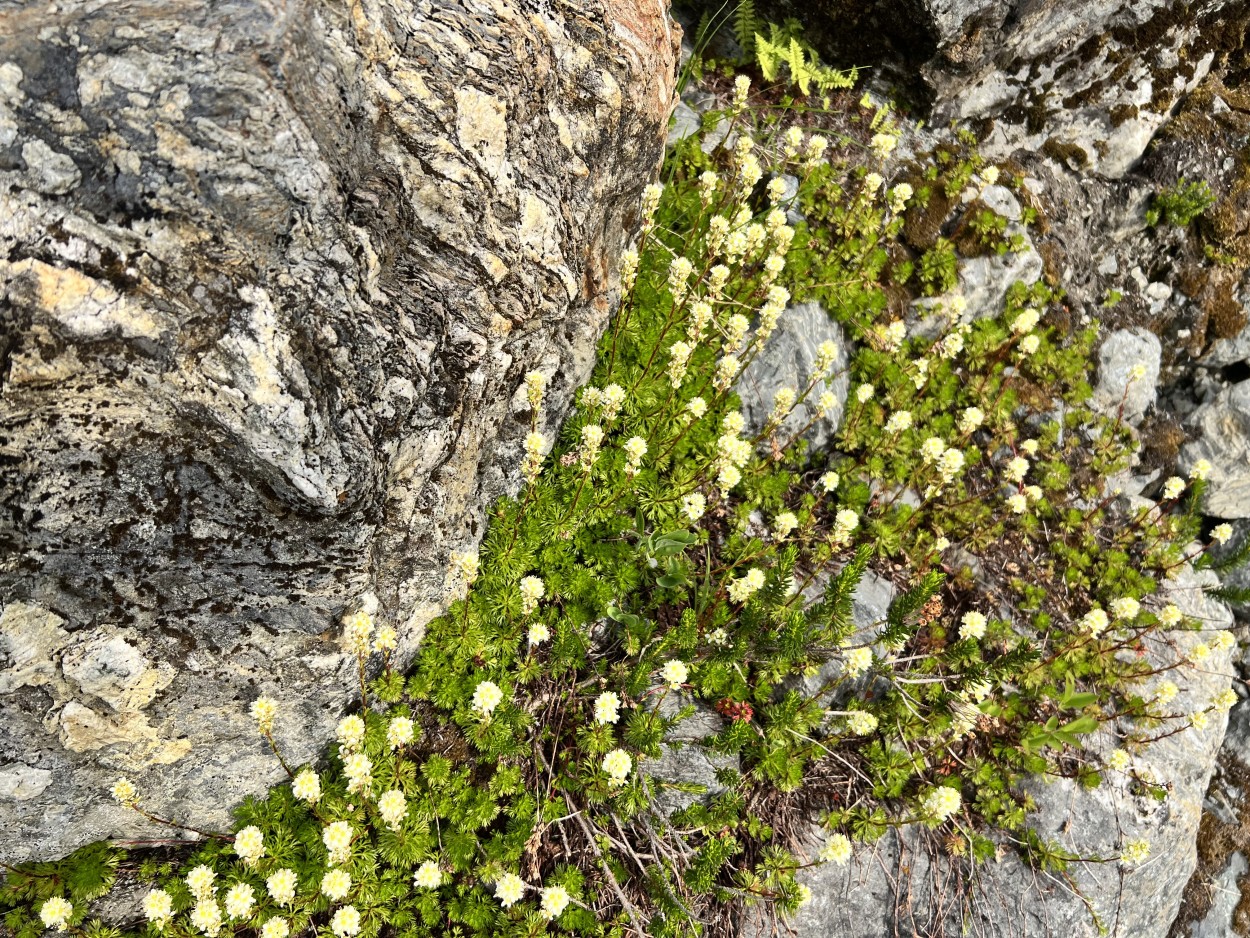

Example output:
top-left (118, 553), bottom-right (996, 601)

top-left (734, 0), bottom-right (758, 57)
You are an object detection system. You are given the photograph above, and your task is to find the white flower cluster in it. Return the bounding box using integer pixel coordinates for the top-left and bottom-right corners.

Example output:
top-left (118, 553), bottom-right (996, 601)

top-left (727, 568), bottom-right (765, 603)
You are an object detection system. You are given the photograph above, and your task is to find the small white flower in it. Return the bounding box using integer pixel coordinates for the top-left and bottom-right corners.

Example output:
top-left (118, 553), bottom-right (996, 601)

top-left (820, 471), bottom-right (840, 492)
top-left (819, 833), bottom-right (852, 865)
top-left (885, 410), bottom-right (912, 434)
top-left (111, 777), bottom-right (139, 807)
top-left (387, 716), bottom-right (415, 749)
top-left (1157, 605), bottom-right (1183, 628)
top-left (331, 906), bottom-right (361, 938)
top-left (266, 869), bottom-right (297, 907)
top-left (224, 883), bottom-right (255, 920)
top-left (959, 612), bottom-right (987, 641)
top-left (1162, 477), bottom-right (1185, 500)
top-left (190, 899), bottom-right (222, 937)
top-left (143, 889), bottom-right (173, 929)
top-left (1006, 493), bottom-right (1028, 514)
top-left (937, 448), bottom-right (965, 483)
top-left (845, 710), bottom-right (878, 735)
top-left (262, 918), bottom-right (290, 938)
top-left (1011, 308), bottom-right (1040, 334)
top-left (773, 512), bottom-right (799, 540)
top-left (1190, 458), bottom-right (1212, 481)
top-left (323, 821), bottom-right (354, 866)
top-left (413, 861), bottom-right (443, 889)
top-left (378, 789), bottom-right (407, 830)
top-left (594, 691), bottom-right (621, 725)
top-left (1018, 334), bottom-right (1040, 355)
top-left (681, 492), bottom-right (706, 524)
top-left (1213, 630), bottom-right (1236, 652)
top-left (1080, 609), bottom-right (1110, 635)
top-left (528, 622), bottom-right (551, 645)
top-left (336, 715), bottom-right (365, 752)
top-left (494, 873), bottom-right (526, 908)
top-left (343, 609), bottom-right (373, 656)
top-left (41, 898), bottom-right (73, 933)
top-left (661, 659), bottom-right (689, 688)
top-left (602, 749), bottom-right (632, 787)
top-left (1004, 456), bottom-right (1029, 483)
top-left (251, 697), bottom-right (278, 733)
top-left (1154, 680), bottom-right (1179, 706)
top-left (843, 647), bottom-right (872, 677)
top-left (343, 752), bottom-right (372, 794)
top-left (539, 885), bottom-right (572, 920)
top-left (958, 407), bottom-right (984, 435)
top-left (1212, 523), bottom-right (1233, 546)
top-left (186, 865), bottom-right (216, 901)
top-left (856, 384), bottom-right (875, 403)
top-left (234, 826), bottom-right (265, 865)
top-left (922, 786), bottom-right (961, 822)
top-left (833, 508), bottom-right (859, 544)
top-left (1107, 749), bottom-right (1131, 771)
top-left (293, 769), bottom-right (321, 804)
top-left (1120, 839), bottom-right (1150, 866)
top-left (870, 132), bottom-right (896, 159)
top-left (727, 568), bottom-right (766, 603)
top-left (321, 869), bottom-right (352, 902)
top-left (520, 576), bottom-right (545, 614)
top-left (1020, 439), bottom-right (1039, 456)
top-left (1110, 597), bottom-right (1140, 621)
top-left (472, 680), bottom-right (504, 717)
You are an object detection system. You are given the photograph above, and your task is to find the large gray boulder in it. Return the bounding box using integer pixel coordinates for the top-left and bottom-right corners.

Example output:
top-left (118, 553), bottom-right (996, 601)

top-left (0, 0), bottom-right (679, 862)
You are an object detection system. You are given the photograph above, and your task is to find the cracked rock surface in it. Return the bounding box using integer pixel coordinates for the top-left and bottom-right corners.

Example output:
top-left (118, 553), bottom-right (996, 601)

top-left (0, 0), bottom-right (678, 862)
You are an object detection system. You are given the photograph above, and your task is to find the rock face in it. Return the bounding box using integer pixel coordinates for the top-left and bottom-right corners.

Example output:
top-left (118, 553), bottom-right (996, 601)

top-left (1181, 380), bottom-right (1250, 519)
top-left (757, 0), bottom-right (1249, 177)
top-left (748, 567), bottom-right (1236, 938)
top-left (1093, 327), bottom-right (1163, 424)
top-left (0, 0), bottom-right (678, 862)
top-left (736, 301), bottom-right (848, 450)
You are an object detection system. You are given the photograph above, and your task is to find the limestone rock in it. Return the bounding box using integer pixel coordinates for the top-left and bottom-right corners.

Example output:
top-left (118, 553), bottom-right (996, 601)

top-left (0, 0), bottom-right (679, 862)
top-left (1093, 328), bottom-right (1163, 423)
top-left (736, 301), bottom-right (849, 452)
top-left (642, 693), bottom-right (737, 817)
top-left (1181, 380), bottom-right (1250, 519)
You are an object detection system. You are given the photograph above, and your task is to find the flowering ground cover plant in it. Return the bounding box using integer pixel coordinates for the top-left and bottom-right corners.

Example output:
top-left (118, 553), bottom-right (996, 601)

top-left (4, 65), bottom-right (1240, 938)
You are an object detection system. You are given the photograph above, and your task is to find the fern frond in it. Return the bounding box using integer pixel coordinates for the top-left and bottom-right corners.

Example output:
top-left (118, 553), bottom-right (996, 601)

top-left (733, 0), bottom-right (758, 58)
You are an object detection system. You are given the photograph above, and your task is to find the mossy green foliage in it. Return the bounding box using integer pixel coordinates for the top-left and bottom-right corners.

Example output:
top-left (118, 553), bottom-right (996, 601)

top-left (1146, 177), bottom-right (1215, 228)
top-left (5, 53), bottom-right (1234, 938)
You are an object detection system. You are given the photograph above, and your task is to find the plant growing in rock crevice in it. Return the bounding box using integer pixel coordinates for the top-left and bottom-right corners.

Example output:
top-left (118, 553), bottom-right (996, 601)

top-left (3, 60), bottom-right (1239, 938)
